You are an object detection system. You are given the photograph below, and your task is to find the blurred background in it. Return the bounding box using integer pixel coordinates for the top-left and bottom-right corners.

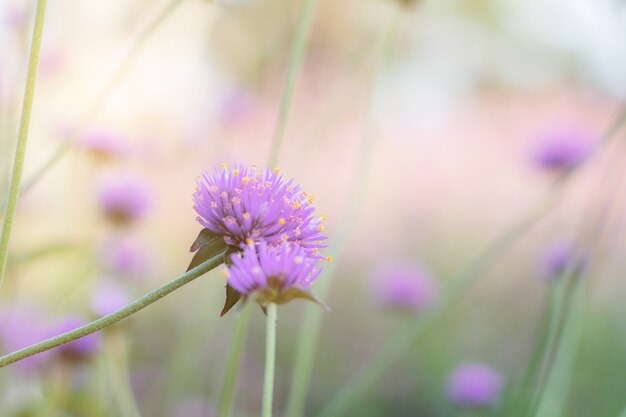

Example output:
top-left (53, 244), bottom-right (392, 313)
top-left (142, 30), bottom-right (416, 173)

top-left (1, 0), bottom-right (626, 416)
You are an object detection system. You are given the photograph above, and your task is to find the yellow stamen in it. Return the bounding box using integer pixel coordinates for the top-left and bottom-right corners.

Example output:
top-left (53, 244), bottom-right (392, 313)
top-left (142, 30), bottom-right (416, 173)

top-left (220, 162), bottom-right (229, 169)
top-left (278, 218), bottom-right (286, 226)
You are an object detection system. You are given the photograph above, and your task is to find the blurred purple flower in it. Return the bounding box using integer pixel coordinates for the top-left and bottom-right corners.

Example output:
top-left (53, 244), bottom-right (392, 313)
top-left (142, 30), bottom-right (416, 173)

top-left (225, 242), bottom-right (323, 306)
top-left (539, 240), bottom-right (587, 280)
top-left (98, 173), bottom-right (153, 225)
top-left (80, 130), bottom-right (130, 161)
top-left (0, 308), bottom-right (51, 374)
top-left (219, 89), bottom-right (256, 127)
top-left (531, 126), bottom-right (594, 171)
top-left (372, 262), bottom-right (438, 312)
top-left (447, 362), bottom-right (504, 408)
top-left (99, 235), bottom-right (152, 278)
top-left (48, 316), bottom-right (101, 363)
top-left (193, 164), bottom-right (326, 253)
top-left (171, 398), bottom-right (215, 417)
top-left (91, 280), bottom-right (131, 317)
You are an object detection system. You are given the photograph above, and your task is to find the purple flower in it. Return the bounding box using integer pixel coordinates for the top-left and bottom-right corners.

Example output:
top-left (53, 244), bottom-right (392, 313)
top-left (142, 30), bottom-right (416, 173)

top-left (539, 240), bottom-right (587, 280)
top-left (98, 173), bottom-right (153, 225)
top-left (90, 280), bottom-right (131, 317)
top-left (0, 308), bottom-right (51, 374)
top-left (80, 130), bottom-right (130, 160)
top-left (193, 164), bottom-right (326, 253)
top-left (531, 126), bottom-right (594, 171)
top-left (99, 235), bottom-right (152, 278)
top-left (224, 242), bottom-right (323, 306)
top-left (372, 262), bottom-right (438, 312)
top-left (219, 89), bottom-right (256, 127)
top-left (48, 316), bottom-right (101, 362)
top-left (447, 362), bottom-right (504, 408)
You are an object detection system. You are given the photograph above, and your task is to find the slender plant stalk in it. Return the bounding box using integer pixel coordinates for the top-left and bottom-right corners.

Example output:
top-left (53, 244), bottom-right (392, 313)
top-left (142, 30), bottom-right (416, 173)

top-left (263, 303), bottom-right (278, 417)
top-left (266, 0), bottom-right (318, 167)
top-left (21, 0), bottom-right (184, 193)
top-left (533, 282), bottom-right (583, 417)
top-left (500, 284), bottom-right (559, 417)
top-left (105, 331), bottom-right (143, 417)
top-left (0, 0), bottom-right (47, 291)
top-left (0, 250), bottom-right (226, 368)
top-left (284, 12), bottom-right (400, 417)
top-left (217, 307), bottom-right (252, 417)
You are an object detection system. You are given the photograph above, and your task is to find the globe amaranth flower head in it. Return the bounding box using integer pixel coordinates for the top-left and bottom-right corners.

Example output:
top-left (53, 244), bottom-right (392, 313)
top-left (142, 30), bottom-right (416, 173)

top-left (80, 130), bottom-right (130, 161)
top-left (531, 126), bottom-right (594, 172)
top-left (447, 362), bottom-right (504, 408)
top-left (372, 262), bottom-right (438, 312)
top-left (539, 239), bottom-right (588, 281)
top-left (98, 173), bottom-right (153, 225)
top-left (223, 241), bottom-right (324, 308)
top-left (193, 163), bottom-right (326, 253)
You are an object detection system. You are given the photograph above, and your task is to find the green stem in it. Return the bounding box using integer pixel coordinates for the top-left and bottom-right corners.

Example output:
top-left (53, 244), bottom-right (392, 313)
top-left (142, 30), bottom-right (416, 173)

top-left (217, 307), bottom-right (252, 417)
top-left (284, 13), bottom-right (400, 417)
top-left (266, 0), bottom-right (318, 167)
top-left (0, 0), bottom-right (47, 291)
top-left (21, 0), bottom-right (184, 193)
top-left (263, 303), bottom-right (278, 417)
top-left (0, 250), bottom-right (226, 368)
top-left (105, 331), bottom-right (143, 417)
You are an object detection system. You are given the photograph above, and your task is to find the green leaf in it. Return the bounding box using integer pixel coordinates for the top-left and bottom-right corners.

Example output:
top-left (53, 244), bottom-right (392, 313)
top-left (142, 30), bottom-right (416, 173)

top-left (221, 284), bottom-right (243, 317)
top-left (190, 228), bottom-right (221, 252)
top-left (276, 288), bottom-right (329, 309)
top-left (186, 236), bottom-right (229, 272)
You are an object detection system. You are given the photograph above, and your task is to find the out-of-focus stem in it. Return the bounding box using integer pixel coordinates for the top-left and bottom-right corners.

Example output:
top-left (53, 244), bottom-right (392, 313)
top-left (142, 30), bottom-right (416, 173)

top-left (0, 251), bottom-right (226, 368)
top-left (21, 0), bottom-right (184, 193)
top-left (105, 331), bottom-right (143, 417)
top-left (262, 303), bottom-right (278, 417)
top-left (284, 12), bottom-right (400, 417)
top-left (217, 307), bottom-right (252, 417)
top-left (0, 0), bottom-right (47, 291)
top-left (266, 0), bottom-right (318, 167)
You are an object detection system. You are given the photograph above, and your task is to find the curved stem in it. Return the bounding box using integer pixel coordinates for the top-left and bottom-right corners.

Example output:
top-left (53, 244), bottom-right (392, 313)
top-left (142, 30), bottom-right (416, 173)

top-left (21, 0), bottom-right (184, 193)
top-left (0, 250), bottom-right (226, 368)
top-left (266, 0), bottom-right (318, 167)
top-left (217, 307), bottom-right (252, 417)
top-left (262, 303), bottom-right (278, 417)
top-left (0, 0), bottom-right (48, 291)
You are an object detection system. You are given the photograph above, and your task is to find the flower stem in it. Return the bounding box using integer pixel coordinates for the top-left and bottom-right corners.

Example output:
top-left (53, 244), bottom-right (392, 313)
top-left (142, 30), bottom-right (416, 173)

top-left (105, 331), bottom-right (143, 417)
top-left (0, 0), bottom-right (47, 291)
top-left (0, 250), bottom-right (226, 368)
top-left (217, 306), bottom-right (252, 417)
top-left (21, 0), bottom-right (184, 193)
top-left (263, 303), bottom-right (278, 417)
top-left (266, 0), bottom-right (318, 167)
